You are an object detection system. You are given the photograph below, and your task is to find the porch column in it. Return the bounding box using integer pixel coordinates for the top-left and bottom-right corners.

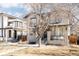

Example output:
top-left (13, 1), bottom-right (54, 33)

top-left (11, 29), bottom-right (14, 38)
top-left (64, 26), bottom-right (70, 46)
top-left (68, 26), bottom-right (70, 36)
top-left (57, 25), bottom-right (59, 35)
top-left (67, 26), bottom-right (70, 46)
top-left (47, 31), bottom-right (51, 44)
top-left (5, 29), bottom-right (8, 43)
top-left (27, 19), bottom-right (30, 43)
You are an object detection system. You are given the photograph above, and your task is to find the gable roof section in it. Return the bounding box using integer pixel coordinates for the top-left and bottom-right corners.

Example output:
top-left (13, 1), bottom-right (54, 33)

top-left (0, 13), bottom-right (16, 19)
top-left (0, 12), bottom-right (24, 20)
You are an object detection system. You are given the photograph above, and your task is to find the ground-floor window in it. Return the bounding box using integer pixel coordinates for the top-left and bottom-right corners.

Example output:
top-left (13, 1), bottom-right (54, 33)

top-left (51, 26), bottom-right (67, 40)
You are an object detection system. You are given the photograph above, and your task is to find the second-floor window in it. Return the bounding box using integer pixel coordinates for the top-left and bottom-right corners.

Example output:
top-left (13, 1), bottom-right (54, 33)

top-left (14, 21), bottom-right (18, 27)
top-left (49, 18), bottom-right (62, 24)
top-left (30, 17), bottom-right (37, 27)
top-left (14, 21), bottom-right (22, 27)
top-left (8, 22), bottom-right (13, 26)
top-left (8, 21), bottom-right (22, 28)
top-left (19, 22), bottom-right (22, 27)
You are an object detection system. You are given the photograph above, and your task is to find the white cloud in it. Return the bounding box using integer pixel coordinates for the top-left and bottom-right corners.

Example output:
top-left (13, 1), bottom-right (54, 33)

top-left (0, 10), bottom-right (3, 13)
top-left (14, 12), bottom-right (23, 17)
top-left (0, 3), bottom-right (19, 8)
top-left (0, 10), bottom-right (7, 13)
top-left (0, 10), bottom-right (23, 18)
top-left (22, 4), bottom-right (32, 12)
top-left (6, 12), bottom-right (13, 15)
top-left (0, 4), bottom-right (29, 18)
top-left (0, 9), bottom-right (12, 14)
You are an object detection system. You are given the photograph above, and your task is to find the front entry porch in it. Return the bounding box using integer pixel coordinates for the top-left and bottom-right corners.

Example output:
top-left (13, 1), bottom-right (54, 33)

top-left (5, 27), bottom-right (27, 43)
top-left (41, 25), bottom-right (70, 46)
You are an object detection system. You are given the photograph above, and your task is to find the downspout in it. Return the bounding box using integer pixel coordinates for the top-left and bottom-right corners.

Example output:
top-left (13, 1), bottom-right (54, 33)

top-left (2, 16), bottom-right (4, 38)
top-left (2, 16), bottom-right (4, 40)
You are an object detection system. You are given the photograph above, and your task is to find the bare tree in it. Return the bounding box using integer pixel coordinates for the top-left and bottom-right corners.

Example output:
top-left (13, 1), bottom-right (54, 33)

top-left (24, 3), bottom-right (53, 47)
top-left (51, 3), bottom-right (79, 34)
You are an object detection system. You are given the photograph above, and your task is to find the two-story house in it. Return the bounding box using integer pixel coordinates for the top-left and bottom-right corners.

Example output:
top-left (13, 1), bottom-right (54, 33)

top-left (47, 14), bottom-right (70, 45)
top-left (0, 13), bottom-right (27, 42)
top-left (24, 12), bottom-right (71, 45)
top-left (23, 13), bottom-right (38, 44)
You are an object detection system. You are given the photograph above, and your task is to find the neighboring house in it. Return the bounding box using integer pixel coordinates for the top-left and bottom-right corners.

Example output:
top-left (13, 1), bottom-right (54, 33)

top-left (23, 13), bottom-right (38, 43)
top-left (24, 12), bottom-right (71, 45)
top-left (0, 13), bottom-right (27, 42)
top-left (47, 14), bottom-right (70, 45)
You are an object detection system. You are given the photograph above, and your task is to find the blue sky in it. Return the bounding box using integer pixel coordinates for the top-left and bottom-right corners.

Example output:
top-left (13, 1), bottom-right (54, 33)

top-left (0, 4), bottom-right (30, 18)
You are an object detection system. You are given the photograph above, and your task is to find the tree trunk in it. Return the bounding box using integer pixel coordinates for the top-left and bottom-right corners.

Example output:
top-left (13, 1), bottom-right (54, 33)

top-left (38, 38), bottom-right (42, 47)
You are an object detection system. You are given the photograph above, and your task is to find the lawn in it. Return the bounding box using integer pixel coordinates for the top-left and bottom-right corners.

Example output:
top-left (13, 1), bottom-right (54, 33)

top-left (4, 44), bottom-right (79, 56)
